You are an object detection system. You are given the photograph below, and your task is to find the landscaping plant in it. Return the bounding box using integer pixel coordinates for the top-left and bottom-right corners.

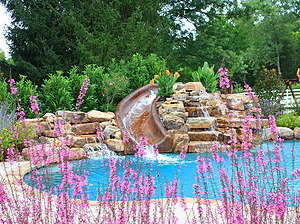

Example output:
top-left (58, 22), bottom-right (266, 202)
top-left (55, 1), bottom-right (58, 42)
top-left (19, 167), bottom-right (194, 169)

top-left (100, 71), bottom-right (129, 112)
top-left (69, 66), bottom-right (98, 112)
top-left (276, 112), bottom-right (300, 129)
top-left (0, 75), bottom-right (14, 106)
top-left (110, 53), bottom-right (167, 93)
top-left (15, 75), bottom-right (39, 119)
top-left (253, 66), bottom-right (284, 118)
top-left (192, 62), bottom-right (218, 92)
top-left (151, 70), bottom-right (180, 101)
top-left (40, 71), bottom-right (74, 114)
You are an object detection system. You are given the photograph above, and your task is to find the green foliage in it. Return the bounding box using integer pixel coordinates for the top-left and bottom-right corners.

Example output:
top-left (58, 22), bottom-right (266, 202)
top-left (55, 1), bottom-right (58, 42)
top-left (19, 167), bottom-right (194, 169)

top-left (0, 102), bottom-right (34, 162)
top-left (101, 72), bottom-right (129, 112)
top-left (241, 0), bottom-right (299, 82)
top-left (40, 71), bottom-right (73, 114)
top-left (110, 54), bottom-right (167, 93)
top-left (192, 62), bottom-right (218, 92)
top-left (153, 70), bottom-right (180, 101)
top-left (0, 121), bottom-right (36, 162)
top-left (87, 64), bottom-right (106, 110)
top-left (0, 75), bottom-right (14, 105)
top-left (276, 113), bottom-right (300, 130)
top-left (253, 66), bottom-right (284, 118)
top-left (69, 66), bottom-right (98, 112)
top-left (15, 75), bottom-right (39, 118)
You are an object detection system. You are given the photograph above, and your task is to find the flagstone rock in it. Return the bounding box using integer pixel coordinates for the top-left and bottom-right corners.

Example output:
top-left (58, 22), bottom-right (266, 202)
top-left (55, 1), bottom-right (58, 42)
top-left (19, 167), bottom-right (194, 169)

top-left (172, 93), bottom-right (188, 101)
top-left (55, 110), bottom-right (88, 124)
top-left (186, 117), bottom-right (217, 129)
top-left (185, 82), bottom-right (206, 92)
top-left (87, 110), bottom-right (115, 122)
top-left (71, 122), bottom-right (99, 135)
top-left (172, 134), bottom-right (189, 153)
top-left (226, 97), bottom-right (244, 111)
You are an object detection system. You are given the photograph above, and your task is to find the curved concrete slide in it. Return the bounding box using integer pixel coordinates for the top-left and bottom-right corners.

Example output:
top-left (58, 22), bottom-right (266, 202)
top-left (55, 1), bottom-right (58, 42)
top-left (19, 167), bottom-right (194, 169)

top-left (115, 84), bottom-right (172, 154)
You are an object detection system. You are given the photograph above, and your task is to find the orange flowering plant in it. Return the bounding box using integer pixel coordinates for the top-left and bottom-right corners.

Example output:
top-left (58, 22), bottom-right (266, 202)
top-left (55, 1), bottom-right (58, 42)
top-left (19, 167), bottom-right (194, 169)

top-left (150, 70), bottom-right (180, 101)
top-left (192, 62), bottom-right (218, 92)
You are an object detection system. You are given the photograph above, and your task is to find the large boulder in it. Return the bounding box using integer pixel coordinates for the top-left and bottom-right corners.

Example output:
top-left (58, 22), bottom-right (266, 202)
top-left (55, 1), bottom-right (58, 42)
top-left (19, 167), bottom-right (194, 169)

top-left (103, 126), bottom-right (120, 139)
top-left (277, 127), bottom-right (294, 140)
top-left (294, 127), bottom-right (300, 139)
top-left (163, 115), bottom-right (185, 130)
top-left (105, 139), bottom-right (125, 152)
top-left (70, 148), bottom-right (87, 160)
top-left (43, 113), bottom-right (56, 123)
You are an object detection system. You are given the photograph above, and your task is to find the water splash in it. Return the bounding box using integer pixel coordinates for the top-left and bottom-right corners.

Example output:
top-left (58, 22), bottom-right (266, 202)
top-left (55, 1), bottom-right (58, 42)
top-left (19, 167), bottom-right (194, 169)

top-left (122, 89), bottom-right (159, 156)
top-left (143, 145), bottom-right (179, 163)
top-left (84, 137), bottom-right (117, 159)
top-left (123, 90), bottom-right (157, 142)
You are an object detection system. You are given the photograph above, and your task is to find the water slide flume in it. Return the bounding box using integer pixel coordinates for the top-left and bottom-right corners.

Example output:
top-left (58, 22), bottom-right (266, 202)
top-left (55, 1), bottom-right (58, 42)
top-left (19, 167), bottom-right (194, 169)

top-left (115, 84), bottom-right (172, 154)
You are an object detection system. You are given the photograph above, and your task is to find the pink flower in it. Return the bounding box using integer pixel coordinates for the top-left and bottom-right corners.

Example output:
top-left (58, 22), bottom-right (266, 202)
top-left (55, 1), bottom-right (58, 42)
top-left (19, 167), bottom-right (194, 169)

top-left (218, 66), bottom-right (230, 89)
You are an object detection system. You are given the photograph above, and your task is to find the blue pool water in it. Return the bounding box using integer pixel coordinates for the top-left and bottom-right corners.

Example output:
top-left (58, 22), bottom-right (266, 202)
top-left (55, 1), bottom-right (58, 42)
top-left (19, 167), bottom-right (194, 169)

top-left (24, 140), bottom-right (300, 202)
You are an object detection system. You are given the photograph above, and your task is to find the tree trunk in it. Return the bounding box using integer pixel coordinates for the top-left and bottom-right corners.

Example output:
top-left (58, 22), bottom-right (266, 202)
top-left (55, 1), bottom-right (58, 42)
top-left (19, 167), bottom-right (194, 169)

top-left (274, 37), bottom-right (281, 74)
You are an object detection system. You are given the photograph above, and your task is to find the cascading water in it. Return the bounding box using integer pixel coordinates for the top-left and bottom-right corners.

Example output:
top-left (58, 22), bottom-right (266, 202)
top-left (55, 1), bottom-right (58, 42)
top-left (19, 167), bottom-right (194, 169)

top-left (196, 93), bottom-right (219, 141)
top-left (84, 137), bottom-right (117, 159)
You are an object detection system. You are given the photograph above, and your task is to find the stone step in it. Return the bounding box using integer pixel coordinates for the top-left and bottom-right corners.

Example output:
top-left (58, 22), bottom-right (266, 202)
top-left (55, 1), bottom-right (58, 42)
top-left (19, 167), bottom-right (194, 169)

top-left (188, 131), bottom-right (223, 141)
top-left (185, 106), bottom-right (211, 117)
top-left (188, 141), bottom-right (222, 153)
top-left (186, 117), bottom-right (217, 129)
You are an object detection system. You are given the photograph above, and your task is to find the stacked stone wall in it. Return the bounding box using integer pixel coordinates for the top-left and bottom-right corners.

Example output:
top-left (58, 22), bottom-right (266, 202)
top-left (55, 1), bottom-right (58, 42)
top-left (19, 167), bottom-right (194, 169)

top-left (158, 82), bottom-right (270, 153)
top-left (23, 110), bottom-right (124, 161)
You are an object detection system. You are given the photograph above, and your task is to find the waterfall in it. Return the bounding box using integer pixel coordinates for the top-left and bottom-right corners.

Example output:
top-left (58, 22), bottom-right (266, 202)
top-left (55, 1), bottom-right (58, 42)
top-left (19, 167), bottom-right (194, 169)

top-left (84, 137), bottom-right (117, 158)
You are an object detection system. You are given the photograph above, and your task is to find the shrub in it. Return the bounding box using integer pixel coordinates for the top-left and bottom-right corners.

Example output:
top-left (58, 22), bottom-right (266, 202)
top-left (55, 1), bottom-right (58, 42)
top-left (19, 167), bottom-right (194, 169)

top-left (151, 70), bottom-right (180, 101)
top-left (253, 66), bottom-right (284, 118)
top-left (0, 75), bottom-right (14, 105)
top-left (0, 121), bottom-right (35, 161)
top-left (111, 53), bottom-right (167, 93)
top-left (69, 66), bottom-right (98, 112)
top-left (192, 62), bottom-right (218, 92)
top-left (40, 71), bottom-right (73, 114)
top-left (101, 71), bottom-right (129, 112)
top-left (276, 112), bottom-right (300, 129)
top-left (15, 75), bottom-right (39, 118)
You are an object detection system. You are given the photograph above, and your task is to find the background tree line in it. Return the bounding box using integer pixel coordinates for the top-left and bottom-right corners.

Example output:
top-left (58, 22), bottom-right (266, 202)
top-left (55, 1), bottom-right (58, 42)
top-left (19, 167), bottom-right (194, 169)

top-left (0, 0), bottom-right (299, 89)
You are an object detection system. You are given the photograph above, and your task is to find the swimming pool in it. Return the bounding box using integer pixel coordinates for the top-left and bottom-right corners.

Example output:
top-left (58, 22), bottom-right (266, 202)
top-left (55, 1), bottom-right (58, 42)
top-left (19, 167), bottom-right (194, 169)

top-left (24, 140), bottom-right (300, 204)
